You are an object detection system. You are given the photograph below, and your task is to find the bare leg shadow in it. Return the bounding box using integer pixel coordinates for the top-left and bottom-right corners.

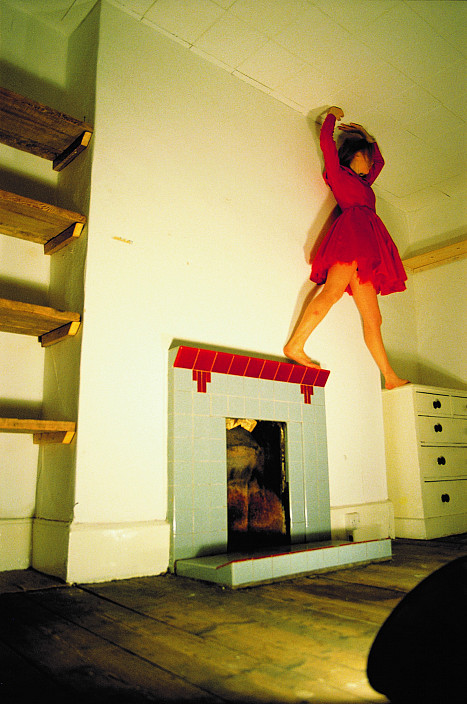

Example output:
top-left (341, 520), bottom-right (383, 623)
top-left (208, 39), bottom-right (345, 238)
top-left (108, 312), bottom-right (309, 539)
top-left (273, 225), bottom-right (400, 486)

top-left (285, 279), bottom-right (320, 344)
top-left (307, 202), bottom-right (341, 264)
top-left (283, 108), bottom-right (342, 355)
top-left (285, 201), bottom-right (340, 344)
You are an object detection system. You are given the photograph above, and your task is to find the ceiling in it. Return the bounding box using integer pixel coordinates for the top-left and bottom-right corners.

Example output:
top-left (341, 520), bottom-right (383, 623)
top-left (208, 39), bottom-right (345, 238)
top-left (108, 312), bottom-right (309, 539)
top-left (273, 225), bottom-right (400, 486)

top-left (6, 0), bottom-right (467, 214)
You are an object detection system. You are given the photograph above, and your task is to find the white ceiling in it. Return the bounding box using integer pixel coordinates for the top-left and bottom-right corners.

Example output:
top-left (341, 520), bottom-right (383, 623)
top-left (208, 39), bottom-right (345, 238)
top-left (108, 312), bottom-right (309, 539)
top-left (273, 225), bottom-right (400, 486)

top-left (7, 0), bottom-right (467, 214)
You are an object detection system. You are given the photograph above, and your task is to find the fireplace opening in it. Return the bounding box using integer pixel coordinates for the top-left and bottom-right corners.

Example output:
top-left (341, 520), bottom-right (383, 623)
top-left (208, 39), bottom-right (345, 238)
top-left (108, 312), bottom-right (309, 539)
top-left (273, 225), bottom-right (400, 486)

top-left (226, 418), bottom-right (290, 552)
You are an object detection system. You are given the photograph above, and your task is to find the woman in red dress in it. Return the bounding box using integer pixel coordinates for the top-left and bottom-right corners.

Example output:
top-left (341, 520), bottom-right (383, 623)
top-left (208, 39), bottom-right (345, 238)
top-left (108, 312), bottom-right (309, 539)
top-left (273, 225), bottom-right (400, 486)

top-left (284, 106), bottom-right (408, 389)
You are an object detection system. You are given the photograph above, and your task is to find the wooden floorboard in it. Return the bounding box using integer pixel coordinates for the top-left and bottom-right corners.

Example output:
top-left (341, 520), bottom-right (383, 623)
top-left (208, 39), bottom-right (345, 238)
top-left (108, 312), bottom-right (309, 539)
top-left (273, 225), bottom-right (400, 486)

top-left (0, 641), bottom-right (74, 702)
top-left (0, 537), bottom-right (466, 703)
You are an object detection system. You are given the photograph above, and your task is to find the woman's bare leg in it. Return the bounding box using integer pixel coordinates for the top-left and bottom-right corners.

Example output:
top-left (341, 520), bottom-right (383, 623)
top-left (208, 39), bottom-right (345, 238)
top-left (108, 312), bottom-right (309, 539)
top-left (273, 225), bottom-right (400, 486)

top-left (349, 273), bottom-right (408, 389)
top-left (284, 262), bottom-right (357, 367)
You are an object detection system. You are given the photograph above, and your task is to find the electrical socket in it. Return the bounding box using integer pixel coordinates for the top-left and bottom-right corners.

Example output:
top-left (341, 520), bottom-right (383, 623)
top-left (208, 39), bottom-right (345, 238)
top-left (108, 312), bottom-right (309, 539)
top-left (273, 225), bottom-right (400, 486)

top-left (345, 512), bottom-right (360, 531)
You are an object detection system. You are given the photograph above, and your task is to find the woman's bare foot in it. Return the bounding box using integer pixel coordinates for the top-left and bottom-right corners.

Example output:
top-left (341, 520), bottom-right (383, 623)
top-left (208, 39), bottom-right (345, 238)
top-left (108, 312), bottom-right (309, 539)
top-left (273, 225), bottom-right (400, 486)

top-left (283, 343), bottom-right (321, 369)
top-left (384, 376), bottom-right (410, 390)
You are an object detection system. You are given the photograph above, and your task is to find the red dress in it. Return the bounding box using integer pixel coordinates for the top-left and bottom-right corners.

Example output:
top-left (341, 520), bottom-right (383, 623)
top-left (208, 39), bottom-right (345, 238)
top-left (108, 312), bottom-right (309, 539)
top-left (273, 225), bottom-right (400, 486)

top-left (310, 113), bottom-right (407, 295)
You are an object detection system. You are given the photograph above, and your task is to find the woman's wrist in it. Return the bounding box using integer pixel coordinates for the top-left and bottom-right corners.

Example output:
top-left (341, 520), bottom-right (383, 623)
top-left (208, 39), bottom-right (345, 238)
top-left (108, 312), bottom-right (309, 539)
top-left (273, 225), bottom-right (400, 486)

top-left (327, 106), bottom-right (344, 121)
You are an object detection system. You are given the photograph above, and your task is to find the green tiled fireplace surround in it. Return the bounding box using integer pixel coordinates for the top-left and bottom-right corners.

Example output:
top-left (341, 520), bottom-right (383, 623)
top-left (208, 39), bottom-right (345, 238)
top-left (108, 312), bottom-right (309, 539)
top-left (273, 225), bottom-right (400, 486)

top-left (168, 346), bottom-right (391, 586)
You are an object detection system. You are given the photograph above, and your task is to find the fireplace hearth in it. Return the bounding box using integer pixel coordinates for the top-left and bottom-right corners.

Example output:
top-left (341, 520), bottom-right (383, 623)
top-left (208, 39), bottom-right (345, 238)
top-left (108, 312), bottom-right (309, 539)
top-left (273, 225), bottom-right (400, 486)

top-left (168, 345), bottom-right (391, 587)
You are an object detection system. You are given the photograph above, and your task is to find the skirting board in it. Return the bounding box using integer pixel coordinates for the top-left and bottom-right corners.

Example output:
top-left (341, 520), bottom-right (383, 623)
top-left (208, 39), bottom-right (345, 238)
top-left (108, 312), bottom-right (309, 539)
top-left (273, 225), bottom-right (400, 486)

top-left (0, 518), bottom-right (33, 571)
top-left (394, 514), bottom-right (467, 540)
top-left (33, 518), bottom-right (170, 583)
top-left (330, 500), bottom-right (395, 542)
top-left (3, 505), bottom-right (393, 578)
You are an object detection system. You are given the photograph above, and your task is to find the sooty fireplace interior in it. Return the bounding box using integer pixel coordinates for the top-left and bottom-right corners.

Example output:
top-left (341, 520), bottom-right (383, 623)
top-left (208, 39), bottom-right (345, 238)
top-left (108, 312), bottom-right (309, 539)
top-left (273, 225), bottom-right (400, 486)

top-left (227, 418), bottom-right (289, 552)
top-left (168, 344), bottom-right (392, 587)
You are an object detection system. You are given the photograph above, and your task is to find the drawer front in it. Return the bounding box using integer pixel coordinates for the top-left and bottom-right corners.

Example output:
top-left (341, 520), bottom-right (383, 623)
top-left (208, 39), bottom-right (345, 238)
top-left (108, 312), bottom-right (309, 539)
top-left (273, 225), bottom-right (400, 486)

top-left (423, 479), bottom-right (467, 517)
top-left (419, 446), bottom-right (467, 479)
top-left (452, 395), bottom-right (467, 417)
top-left (418, 416), bottom-right (467, 444)
top-left (415, 391), bottom-right (451, 416)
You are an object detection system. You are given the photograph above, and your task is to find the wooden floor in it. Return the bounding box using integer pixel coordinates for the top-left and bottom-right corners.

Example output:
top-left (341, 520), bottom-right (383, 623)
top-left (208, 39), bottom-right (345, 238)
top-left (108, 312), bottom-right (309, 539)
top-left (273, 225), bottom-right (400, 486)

top-left (1, 536), bottom-right (466, 704)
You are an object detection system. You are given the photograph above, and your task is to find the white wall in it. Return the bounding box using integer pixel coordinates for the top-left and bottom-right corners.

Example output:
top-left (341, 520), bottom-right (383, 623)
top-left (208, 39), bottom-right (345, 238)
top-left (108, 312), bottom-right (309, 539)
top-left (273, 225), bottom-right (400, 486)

top-left (61, 2), bottom-right (393, 581)
top-left (408, 187), bottom-right (467, 390)
top-left (376, 198), bottom-right (420, 385)
top-left (413, 260), bottom-right (466, 389)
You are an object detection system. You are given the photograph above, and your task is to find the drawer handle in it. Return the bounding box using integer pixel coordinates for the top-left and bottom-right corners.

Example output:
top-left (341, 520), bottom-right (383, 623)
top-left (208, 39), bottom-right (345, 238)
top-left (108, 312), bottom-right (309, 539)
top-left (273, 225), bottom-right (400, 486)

top-left (433, 399), bottom-right (442, 409)
top-left (434, 423), bottom-right (443, 433)
top-left (437, 456), bottom-right (446, 465)
top-left (441, 493), bottom-right (450, 503)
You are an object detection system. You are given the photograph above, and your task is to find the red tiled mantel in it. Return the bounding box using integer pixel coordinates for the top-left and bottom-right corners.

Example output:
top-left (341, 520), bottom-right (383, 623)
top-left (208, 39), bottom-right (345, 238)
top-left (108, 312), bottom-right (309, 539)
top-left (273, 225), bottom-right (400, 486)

top-left (173, 346), bottom-right (330, 404)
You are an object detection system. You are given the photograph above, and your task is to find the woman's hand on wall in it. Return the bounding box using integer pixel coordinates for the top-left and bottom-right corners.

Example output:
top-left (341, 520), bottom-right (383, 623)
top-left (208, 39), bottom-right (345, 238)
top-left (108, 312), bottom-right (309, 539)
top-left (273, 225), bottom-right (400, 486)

top-left (338, 122), bottom-right (375, 143)
top-left (327, 106), bottom-right (344, 120)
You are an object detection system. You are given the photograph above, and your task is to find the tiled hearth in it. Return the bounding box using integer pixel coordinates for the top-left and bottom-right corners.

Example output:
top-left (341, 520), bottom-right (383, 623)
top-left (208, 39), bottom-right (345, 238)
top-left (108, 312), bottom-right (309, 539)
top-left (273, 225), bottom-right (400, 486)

top-left (167, 345), bottom-right (391, 587)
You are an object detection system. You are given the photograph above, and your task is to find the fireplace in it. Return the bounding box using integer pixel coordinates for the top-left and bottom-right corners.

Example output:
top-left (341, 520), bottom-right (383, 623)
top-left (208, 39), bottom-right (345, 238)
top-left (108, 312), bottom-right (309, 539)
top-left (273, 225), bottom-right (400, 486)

top-left (227, 418), bottom-right (289, 552)
top-left (167, 344), bottom-right (391, 587)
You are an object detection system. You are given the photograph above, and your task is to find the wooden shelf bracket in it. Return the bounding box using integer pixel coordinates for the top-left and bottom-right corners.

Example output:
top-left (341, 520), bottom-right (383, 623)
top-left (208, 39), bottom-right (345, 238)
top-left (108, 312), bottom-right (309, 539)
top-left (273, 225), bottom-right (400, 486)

top-left (39, 321), bottom-right (81, 347)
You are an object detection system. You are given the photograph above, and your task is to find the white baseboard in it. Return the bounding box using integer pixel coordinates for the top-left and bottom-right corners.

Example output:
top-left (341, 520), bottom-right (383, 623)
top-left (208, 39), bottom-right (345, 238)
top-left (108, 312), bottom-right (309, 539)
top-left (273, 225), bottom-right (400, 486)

top-left (66, 519), bottom-right (170, 583)
top-left (32, 518), bottom-right (70, 580)
top-left (5, 506), bottom-right (393, 580)
top-left (32, 517), bottom-right (170, 583)
top-left (330, 500), bottom-right (395, 542)
top-left (394, 514), bottom-right (467, 540)
top-left (0, 518), bottom-right (33, 571)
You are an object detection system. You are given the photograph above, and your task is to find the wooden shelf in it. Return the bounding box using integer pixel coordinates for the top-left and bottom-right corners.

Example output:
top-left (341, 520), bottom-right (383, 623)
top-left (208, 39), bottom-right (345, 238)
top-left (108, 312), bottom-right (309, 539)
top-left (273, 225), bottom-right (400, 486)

top-left (0, 88), bottom-right (85, 448)
top-left (0, 298), bottom-right (80, 346)
top-left (0, 189), bottom-right (86, 254)
top-left (0, 87), bottom-right (93, 171)
top-left (403, 239), bottom-right (467, 273)
top-left (0, 418), bottom-right (76, 444)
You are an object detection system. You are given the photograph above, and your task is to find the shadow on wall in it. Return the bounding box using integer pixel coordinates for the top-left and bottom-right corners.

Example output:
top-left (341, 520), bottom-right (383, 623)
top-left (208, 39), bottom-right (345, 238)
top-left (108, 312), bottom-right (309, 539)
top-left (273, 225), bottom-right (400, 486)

top-left (0, 58), bottom-right (95, 210)
top-left (0, 62), bottom-right (70, 204)
top-left (283, 108), bottom-right (342, 344)
top-left (0, 277), bottom-right (49, 307)
top-left (0, 60), bottom-right (70, 116)
top-left (383, 355), bottom-right (467, 391)
top-left (416, 361), bottom-right (467, 391)
top-left (0, 399), bottom-right (42, 420)
top-left (401, 227), bottom-right (466, 261)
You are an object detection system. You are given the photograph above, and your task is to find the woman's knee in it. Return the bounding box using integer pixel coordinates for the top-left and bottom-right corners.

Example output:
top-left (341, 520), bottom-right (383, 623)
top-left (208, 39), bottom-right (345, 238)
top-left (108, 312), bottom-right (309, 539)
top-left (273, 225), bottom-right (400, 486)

top-left (321, 283), bottom-right (345, 307)
top-left (363, 309), bottom-right (383, 331)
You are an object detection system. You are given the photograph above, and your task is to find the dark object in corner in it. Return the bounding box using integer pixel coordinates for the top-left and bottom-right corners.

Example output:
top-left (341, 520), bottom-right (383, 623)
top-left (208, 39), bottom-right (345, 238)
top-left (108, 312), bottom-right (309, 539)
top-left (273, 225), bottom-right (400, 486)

top-left (367, 555), bottom-right (467, 703)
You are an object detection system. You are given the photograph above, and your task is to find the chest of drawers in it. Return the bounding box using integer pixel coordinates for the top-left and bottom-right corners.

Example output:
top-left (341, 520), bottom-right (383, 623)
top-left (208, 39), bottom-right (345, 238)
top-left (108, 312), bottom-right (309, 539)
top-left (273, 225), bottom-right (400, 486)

top-left (382, 384), bottom-right (467, 539)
